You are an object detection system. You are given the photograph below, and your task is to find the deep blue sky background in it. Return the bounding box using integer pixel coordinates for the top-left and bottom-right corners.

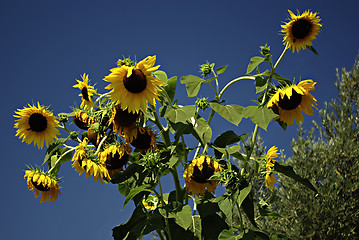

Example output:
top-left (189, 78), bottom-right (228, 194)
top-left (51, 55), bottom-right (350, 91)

top-left (1, 0), bottom-right (359, 239)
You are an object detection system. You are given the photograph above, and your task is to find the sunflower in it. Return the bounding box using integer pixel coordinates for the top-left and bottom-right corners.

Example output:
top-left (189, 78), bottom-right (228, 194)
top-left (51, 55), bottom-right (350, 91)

top-left (104, 55), bottom-right (165, 113)
top-left (281, 10), bottom-right (322, 53)
top-left (110, 102), bottom-right (140, 142)
top-left (183, 156), bottom-right (222, 196)
top-left (264, 146), bottom-right (278, 191)
top-left (73, 73), bottom-right (96, 109)
top-left (267, 80), bottom-right (317, 126)
top-left (130, 127), bottom-right (157, 152)
top-left (73, 109), bottom-right (96, 130)
top-left (72, 138), bottom-right (111, 183)
top-left (14, 102), bottom-right (59, 149)
top-left (98, 143), bottom-right (132, 177)
top-left (24, 168), bottom-right (61, 203)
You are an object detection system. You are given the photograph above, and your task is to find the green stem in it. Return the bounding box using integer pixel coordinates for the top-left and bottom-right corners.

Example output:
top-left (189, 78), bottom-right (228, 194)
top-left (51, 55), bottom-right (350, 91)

top-left (236, 201), bottom-right (244, 232)
top-left (218, 76), bottom-right (256, 100)
top-left (151, 105), bottom-right (171, 146)
top-left (170, 167), bottom-right (183, 203)
top-left (94, 135), bottom-right (108, 155)
top-left (48, 147), bottom-right (76, 174)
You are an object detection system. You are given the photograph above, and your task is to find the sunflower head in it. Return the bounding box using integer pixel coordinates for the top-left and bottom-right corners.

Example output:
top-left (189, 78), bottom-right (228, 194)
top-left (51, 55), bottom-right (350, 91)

top-left (266, 146), bottom-right (278, 169)
top-left (73, 73), bottom-right (96, 109)
top-left (263, 146), bottom-right (279, 190)
top-left (104, 55), bottom-right (165, 113)
top-left (24, 168), bottom-right (61, 203)
top-left (72, 138), bottom-right (111, 183)
top-left (110, 102), bottom-right (140, 136)
top-left (129, 127), bottom-right (157, 152)
top-left (265, 172), bottom-right (277, 190)
top-left (183, 156), bottom-right (222, 196)
top-left (99, 143), bottom-right (132, 177)
top-left (281, 10), bottom-right (322, 53)
top-left (14, 102), bottom-right (60, 149)
top-left (267, 80), bottom-right (317, 126)
top-left (73, 109), bottom-right (96, 130)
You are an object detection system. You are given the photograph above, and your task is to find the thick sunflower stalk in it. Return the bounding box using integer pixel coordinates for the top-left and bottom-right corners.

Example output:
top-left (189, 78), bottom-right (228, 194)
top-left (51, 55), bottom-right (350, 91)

top-left (15, 9), bottom-right (322, 240)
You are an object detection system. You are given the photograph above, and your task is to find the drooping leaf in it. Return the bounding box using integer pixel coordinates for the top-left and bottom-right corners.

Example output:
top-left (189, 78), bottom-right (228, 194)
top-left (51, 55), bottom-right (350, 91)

top-left (190, 215), bottom-right (202, 239)
top-left (246, 56), bottom-right (265, 74)
top-left (180, 75), bottom-right (206, 97)
top-left (174, 205), bottom-right (192, 230)
top-left (209, 102), bottom-right (244, 126)
top-left (243, 106), bottom-right (277, 130)
top-left (192, 117), bottom-right (212, 146)
top-left (201, 214), bottom-right (229, 240)
top-left (274, 161), bottom-right (318, 193)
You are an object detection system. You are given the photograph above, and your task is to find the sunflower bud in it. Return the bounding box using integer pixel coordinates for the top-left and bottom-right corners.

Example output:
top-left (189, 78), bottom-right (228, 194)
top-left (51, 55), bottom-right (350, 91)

top-left (200, 61), bottom-right (214, 77)
top-left (195, 97), bottom-right (209, 111)
top-left (117, 57), bottom-right (135, 67)
top-left (260, 44), bottom-right (271, 60)
top-left (57, 114), bottom-right (68, 123)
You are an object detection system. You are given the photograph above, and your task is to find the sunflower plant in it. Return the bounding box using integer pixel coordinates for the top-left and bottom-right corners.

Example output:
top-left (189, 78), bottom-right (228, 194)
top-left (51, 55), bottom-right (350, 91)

top-left (15, 9), bottom-right (322, 240)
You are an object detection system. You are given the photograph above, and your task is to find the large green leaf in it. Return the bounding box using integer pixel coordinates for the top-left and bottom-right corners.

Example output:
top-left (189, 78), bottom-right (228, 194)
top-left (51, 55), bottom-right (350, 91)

top-left (192, 117), bottom-right (212, 146)
top-left (218, 229), bottom-right (239, 240)
top-left (180, 75), bottom-right (205, 97)
top-left (246, 56), bottom-right (265, 74)
top-left (218, 195), bottom-right (233, 222)
top-left (255, 76), bottom-right (268, 93)
top-left (201, 214), bottom-right (229, 240)
top-left (209, 102), bottom-right (244, 126)
top-left (237, 185), bottom-right (252, 207)
top-left (165, 105), bottom-right (196, 124)
top-left (174, 205), bottom-right (192, 230)
top-left (274, 161), bottom-right (318, 193)
top-left (123, 184), bottom-right (153, 208)
top-left (243, 106), bottom-right (277, 130)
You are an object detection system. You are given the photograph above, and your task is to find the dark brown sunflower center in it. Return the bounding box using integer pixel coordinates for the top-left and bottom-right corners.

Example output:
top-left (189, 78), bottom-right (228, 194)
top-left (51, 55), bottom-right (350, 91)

top-left (31, 180), bottom-right (50, 191)
top-left (28, 113), bottom-right (47, 132)
top-left (81, 87), bottom-right (90, 101)
top-left (105, 152), bottom-right (129, 170)
top-left (278, 89), bottom-right (303, 110)
top-left (191, 161), bottom-right (215, 184)
top-left (114, 106), bottom-right (139, 127)
top-left (130, 131), bottom-right (152, 149)
top-left (292, 19), bottom-right (312, 39)
top-left (123, 69), bottom-right (147, 93)
top-left (73, 115), bottom-right (89, 130)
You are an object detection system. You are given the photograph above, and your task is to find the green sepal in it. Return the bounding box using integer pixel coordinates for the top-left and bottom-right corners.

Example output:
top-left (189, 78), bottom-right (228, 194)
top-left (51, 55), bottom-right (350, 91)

top-left (307, 45), bottom-right (319, 55)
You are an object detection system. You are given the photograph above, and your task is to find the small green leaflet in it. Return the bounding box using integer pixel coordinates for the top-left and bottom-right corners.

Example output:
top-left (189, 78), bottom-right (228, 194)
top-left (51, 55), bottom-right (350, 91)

top-left (246, 56), bottom-right (265, 74)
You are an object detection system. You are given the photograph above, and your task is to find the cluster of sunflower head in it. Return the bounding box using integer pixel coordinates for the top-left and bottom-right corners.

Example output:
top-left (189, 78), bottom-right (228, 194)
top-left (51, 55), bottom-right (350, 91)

top-left (16, 56), bottom-right (164, 203)
top-left (15, 9), bottom-right (322, 211)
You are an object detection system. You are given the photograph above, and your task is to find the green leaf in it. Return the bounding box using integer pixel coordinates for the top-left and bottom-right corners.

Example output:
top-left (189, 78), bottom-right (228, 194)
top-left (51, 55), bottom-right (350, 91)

top-left (201, 214), bottom-right (229, 240)
top-left (165, 76), bottom-right (177, 103)
top-left (216, 65), bottom-right (228, 75)
top-left (237, 185), bottom-right (252, 207)
top-left (246, 56), bottom-right (265, 74)
top-left (274, 161), bottom-right (318, 193)
top-left (255, 76), bottom-right (268, 93)
top-left (218, 196), bottom-right (233, 222)
top-left (213, 131), bottom-right (246, 148)
top-left (174, 205), bottom-right (192, 230)
top-left (243, 106), bottom-right (277, 130)
top-left (180, 75), bottom-right (205, 97)
top-left (165, 105), bottom-right (196, 124)
top-left (154, 70), bottom-right (168, 83)
top-left (218, 229), bottom-right (238, 240)
top-left (123, 184), bottom-right (153, 208)
top-left (209, 102), bottom-right (244, 126)
top-left (192, 117), bottom-right (212, 146)
top-left (43, 138), bottom-right (69, 164)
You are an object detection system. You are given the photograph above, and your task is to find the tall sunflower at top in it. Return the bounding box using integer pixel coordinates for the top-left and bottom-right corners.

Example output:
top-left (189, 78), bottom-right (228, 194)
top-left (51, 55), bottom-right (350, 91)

top-left (281, 9), bottom-right (322, 53)
top-left (103, 56), bottom-right (165, 113)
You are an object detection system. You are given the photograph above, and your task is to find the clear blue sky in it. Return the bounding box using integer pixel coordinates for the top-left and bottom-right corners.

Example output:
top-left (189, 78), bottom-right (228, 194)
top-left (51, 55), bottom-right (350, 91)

top-left (1, 0), bottom-right (358, 239)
